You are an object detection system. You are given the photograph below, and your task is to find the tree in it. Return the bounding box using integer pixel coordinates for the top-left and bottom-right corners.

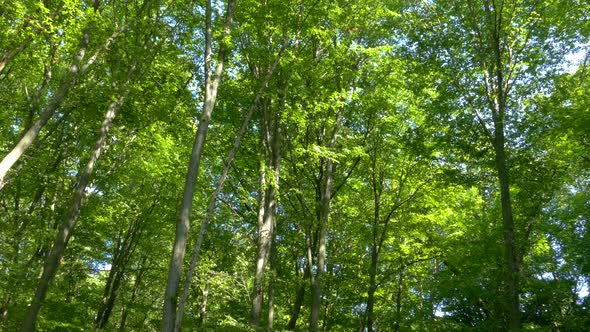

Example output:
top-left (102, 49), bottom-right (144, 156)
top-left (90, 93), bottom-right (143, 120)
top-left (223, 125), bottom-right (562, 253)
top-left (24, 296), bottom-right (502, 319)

top-left (18, 1), bottom-right (161, 326)
top-left (402, 0), bottom-right (586, 329)
top-left (0, 0), bottom-right (588, 331)
top-left (0, 2), bottom-right (127, 190)
top-left (161, 0), bottom-right (236, 330)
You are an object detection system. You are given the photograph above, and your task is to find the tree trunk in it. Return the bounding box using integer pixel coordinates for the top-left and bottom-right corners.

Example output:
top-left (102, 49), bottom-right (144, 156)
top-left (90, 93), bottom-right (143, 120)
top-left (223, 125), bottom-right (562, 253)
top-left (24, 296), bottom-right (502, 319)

top-left (0, 155), bottom-right (62, 325)
top-left (394, 272), bottom-right (403, 332)
top-left (310, 162), bottom-right (333, 332)
top-left (0, 26), bottom-right (126, 191)
top-left (0, 37), bottom-right (87, 190)
top-left (322, 258), bottom-right (334, 332)
top-left (366, 238), bottom-right (378, 332)
top-left (287, 248), bottom-right (311, 330)
top-left (493, 113), bottom-right (520, 330)
top-left (310, 109), bottom-right (342, 332)
top-left (267, 228), bottom-right (277, 331)
top-left (20, 93), bottom-right (126, 332)
top-left (161, 1), bottom-right (235, 331)
top-left (174, 39), bottom-right (286, 331)
top-left (119, 257), bottom-right (148, 332)
top-left (366, 178), bottom-right (380, 332)
top-left (198, 281), bottom-right (210, 329)
top-left (94, 262), bottom-right (125, 330)
top-left (251, 162), bottom-right (268, 327)
top-left (95, 210), bottom-right (146, 330)
top-left (486, 5), bottom-right (521, 328)
top-left (252, 92), bottom-right (282, 327)
top-left (0, 4), bottom-right (65, 75)
top-left (0, 43), bottom-right (27, 75)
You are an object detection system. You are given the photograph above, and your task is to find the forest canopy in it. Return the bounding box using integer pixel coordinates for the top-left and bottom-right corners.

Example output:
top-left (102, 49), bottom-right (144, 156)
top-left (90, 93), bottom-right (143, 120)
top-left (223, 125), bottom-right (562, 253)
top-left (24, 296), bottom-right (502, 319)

top-left (0, 0), bottom-right (589, 331)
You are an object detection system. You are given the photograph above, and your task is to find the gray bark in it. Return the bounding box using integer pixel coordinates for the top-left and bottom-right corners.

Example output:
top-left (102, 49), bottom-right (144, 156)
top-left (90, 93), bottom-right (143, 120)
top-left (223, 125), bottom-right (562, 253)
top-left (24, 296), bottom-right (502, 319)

top-left (481, 3), bottom-right (521, 329)
top-left (310, 109), bottom-right (342, 332)
top-left (20, 93), bottom-right (126, 332)
top-left (0, 26), bottom-right (127, 191)
top-left (267, 231), bottom-right (277, 331)
top-left (198, 281), bottom-right (210, 329)
top-left (251, 172), bottom-right (273, 326)
top-left (161, 1), bottom-right (236, 330)
top-left (251, 96), bottom-right (282, 327)
top-left (174, 39), bottom-right (287, 331)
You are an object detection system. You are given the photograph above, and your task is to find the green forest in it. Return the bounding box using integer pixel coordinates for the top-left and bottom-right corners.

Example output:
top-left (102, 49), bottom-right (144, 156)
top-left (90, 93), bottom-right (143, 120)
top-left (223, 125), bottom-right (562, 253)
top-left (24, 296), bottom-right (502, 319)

top-left (0, 0), bottom-right (588, 331)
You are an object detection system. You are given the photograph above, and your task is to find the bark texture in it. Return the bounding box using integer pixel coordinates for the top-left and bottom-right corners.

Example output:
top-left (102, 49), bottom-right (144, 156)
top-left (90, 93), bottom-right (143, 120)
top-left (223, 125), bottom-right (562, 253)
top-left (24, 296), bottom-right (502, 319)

top-left (0, 26), bottom-right (126, 191)
top-left (161, 1), bottom-right (235, 330)
top-left (309, 109), bottom-right (342, 332)
top-left (267, 232), bottom-right (277, 331)
top-left (118, 256), bottom-right (148, 332)
top-left (198, 281), bottom-right (210, 328)
top-left (485, 3), bottom-right (521, 329)
top-left (174, 39), bottom-right (286, 331)
top-left (251, 95), bottom-right (282, 327)
top-left (20, 94), bottom-right (126, 332)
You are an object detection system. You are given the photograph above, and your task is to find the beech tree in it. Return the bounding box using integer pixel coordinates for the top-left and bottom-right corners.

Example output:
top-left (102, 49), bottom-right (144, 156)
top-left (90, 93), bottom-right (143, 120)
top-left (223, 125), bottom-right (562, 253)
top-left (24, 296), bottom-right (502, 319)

top-left (0, 0), bottom-right (588, 331)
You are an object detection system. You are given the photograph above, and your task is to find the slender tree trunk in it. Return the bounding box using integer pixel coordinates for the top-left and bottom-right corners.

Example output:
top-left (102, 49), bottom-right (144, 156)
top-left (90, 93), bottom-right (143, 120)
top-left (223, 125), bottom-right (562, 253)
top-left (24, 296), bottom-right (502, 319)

top-left (310, 110), bottom-right (342, 332)
top-left (161, 1), bottom-right (235, 331)
top-left (267, 228), bottom-right (277, 331)
top-left (0, 4), bottom-right (65, 75)
top-left (366, 236), bottom-right (379, 332)
top-left (0, 43), bottom-right (27, 75)
top-left (0, 293), bottom-right (10, 325)
top-left (252, 93), bottom-right (282, 327)
top-left (366, 253), bottom-right (379, 325)
top-left (286, 234), bottom-right (312, 330)
top-left (493, 113), bottom-right (520, 330)
top-left (0, 37), bottom-right (87, 189)
top-left (0, 26), bottom-right (126, 190)
top-left (486, 5), bottom-right (521, 328)
top-left (366, 154), bottom-right (390, 332)
top-left (0, 155), bottom-right (62, 325)
top-left (310, 162), bottom-right (333, 332)
top-left (251, 162), bottom-right (268, 327)
top-left (198, 281), bottom-right (210, 329)
top-left (322, 258), bottom-right (334, 332)
top-left (95, 247), bottom-right (121, 330)
top-left (174, 40), bottom-right (286, 331)
top-left (287, 261), bottom-right (310, 330)
top-left (20, 93), bottom-right (126, 332)
top-left (94, 263), bottom-right (125, 330)
top-left (119, 257), bottom-right (148, 332)
top-left (95, 215), bottom-right (144, 330)
top-left (394, 271), bottom-right (403, 332)
top-left (267, 77), bottom-right (289, 332)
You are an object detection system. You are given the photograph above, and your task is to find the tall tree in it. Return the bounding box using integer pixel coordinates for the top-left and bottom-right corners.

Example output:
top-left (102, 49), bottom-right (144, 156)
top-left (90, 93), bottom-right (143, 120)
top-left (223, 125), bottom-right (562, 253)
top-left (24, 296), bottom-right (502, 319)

top-left (175, 41), bottom-right (287, 330)
top-left (0, 3), bottom-right (127, 190)
top-left (161, 0), bottom-right (236, 330)
top-left (251, 90), bottom-right (283, 327)
top-left (20, 85), bottom-right (129, 332)
top-left (402, 0), bottom-right (586, 329)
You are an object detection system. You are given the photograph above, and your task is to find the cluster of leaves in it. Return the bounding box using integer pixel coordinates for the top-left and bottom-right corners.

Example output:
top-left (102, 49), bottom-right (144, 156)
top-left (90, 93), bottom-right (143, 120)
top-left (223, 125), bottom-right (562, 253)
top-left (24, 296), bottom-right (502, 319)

top-left (0, 0), bottom-right (588, 331)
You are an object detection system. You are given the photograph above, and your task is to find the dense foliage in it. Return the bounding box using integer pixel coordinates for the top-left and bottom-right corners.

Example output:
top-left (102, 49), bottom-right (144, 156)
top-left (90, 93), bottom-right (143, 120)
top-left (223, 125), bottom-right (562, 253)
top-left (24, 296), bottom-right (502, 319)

top-left (0, 0), bottom-right (588, 331)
